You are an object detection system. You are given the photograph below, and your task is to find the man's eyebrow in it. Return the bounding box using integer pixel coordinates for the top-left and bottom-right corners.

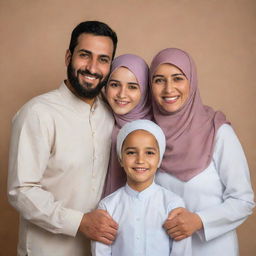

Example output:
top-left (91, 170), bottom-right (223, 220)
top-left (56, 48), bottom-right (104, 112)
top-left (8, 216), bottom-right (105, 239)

top-left (78, 49), bottom-right (91, 54)
top-left (77, 49), bottom-right (111, 60)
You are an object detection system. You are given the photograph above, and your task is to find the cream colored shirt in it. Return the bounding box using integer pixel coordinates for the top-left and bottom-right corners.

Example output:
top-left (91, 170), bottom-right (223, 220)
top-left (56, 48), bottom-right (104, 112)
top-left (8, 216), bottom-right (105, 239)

top-left (8, 82), bottom-right (114, 256)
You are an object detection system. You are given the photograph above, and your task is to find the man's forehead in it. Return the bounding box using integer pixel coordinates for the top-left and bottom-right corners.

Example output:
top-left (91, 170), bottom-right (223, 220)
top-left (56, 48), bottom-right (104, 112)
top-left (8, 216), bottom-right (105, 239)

top-left (75, 33), bottom-right (113, 56)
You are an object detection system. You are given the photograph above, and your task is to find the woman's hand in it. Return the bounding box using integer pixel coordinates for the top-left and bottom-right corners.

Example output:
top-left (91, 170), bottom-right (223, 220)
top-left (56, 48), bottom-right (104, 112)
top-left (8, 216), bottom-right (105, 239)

top-left (164, 207), bottom-right (203, 241)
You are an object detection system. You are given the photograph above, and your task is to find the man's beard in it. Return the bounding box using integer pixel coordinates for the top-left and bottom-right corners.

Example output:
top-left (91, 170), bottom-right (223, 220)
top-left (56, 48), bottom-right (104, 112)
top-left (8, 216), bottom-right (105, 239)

top-left (67, 62), bottom-right (109, 99)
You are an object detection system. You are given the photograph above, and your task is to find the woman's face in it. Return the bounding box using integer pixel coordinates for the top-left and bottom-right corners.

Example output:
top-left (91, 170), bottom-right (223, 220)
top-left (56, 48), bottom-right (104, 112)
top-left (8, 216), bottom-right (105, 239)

top-left (106, 67), bottom-right (141, 115)
top-left (151, 63), bottom-right (190, 113)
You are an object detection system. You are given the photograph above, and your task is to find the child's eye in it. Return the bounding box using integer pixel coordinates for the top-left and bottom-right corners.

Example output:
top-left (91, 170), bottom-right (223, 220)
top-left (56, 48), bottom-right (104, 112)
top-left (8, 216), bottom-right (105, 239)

top-left (146, 151), bottom-right (155, 155)
top-left (126, 151), bottom-right (136, 155)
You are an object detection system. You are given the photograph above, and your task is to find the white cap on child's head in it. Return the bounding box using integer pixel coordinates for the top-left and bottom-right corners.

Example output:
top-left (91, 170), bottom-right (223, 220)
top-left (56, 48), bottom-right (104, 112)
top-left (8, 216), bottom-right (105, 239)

top-left (116, 119), bottom-right (166, 167)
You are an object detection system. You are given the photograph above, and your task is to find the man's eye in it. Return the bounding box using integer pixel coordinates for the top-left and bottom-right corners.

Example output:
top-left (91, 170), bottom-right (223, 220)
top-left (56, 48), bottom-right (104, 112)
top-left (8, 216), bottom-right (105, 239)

top-left (100, 58), bottom-right (110, 64)
top-left (80, 53), bottom-right (89, 58)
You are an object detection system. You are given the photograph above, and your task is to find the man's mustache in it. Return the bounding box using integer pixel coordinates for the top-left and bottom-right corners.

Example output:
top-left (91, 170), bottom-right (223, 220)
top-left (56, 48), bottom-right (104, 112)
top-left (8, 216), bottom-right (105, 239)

top-left (77, 69), bottom-right (102, 80)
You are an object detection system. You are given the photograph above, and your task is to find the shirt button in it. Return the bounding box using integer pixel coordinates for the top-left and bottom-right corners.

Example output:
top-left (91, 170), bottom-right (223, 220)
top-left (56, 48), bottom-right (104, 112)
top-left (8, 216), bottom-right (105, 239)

top-left (136, 236), bottom-right (140, 240)
top-left (136, 217), bottom-right (140, 221)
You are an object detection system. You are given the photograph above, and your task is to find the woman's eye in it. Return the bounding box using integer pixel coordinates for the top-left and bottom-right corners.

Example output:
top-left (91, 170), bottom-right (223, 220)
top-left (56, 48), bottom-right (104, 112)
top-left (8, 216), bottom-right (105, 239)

top-left (173, 76), bottom-right (184, 82)
top-left (128, 85), bottom-right (139, 90)
top-left (153, 78), bottom-right (165, 84)
top-left (109, 82), bottom-right (119, 88)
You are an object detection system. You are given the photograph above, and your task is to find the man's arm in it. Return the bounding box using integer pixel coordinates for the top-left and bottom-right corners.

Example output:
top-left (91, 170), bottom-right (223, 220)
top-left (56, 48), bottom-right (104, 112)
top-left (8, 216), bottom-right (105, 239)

top-left (8, 106), bottom-right (118, 243)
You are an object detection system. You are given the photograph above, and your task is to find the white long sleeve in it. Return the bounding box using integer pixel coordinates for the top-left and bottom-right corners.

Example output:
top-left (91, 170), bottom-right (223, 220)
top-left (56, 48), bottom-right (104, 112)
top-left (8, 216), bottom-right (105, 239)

top-left (155, 124), bottom-right (255, 255)
top-left (8, 108), bottom-right (83, 236)
top-left (196, 125), bottom-right (255, 241)
top-left (7, 82), bottom-right (114, 256)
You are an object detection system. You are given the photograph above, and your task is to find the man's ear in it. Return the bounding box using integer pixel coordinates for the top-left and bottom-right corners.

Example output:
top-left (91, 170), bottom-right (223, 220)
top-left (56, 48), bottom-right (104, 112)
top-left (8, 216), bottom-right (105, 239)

top-left (65, 49), bottom-right (71, 66)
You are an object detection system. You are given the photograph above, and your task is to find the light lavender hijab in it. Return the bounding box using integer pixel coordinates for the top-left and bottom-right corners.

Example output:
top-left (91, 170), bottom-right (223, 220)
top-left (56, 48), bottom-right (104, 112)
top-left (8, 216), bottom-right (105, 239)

top-left (103, 54), bottom-right (152, 196)
top-left (150, 48), bottom-right (229, 181)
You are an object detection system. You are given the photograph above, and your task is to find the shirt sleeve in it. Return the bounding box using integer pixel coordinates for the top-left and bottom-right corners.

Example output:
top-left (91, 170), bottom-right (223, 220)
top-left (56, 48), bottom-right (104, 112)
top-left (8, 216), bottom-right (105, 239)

top-left (196, 124), bottom-right (255, 241)
top-left (7, 106), bottom-right (84, 237)
top-left (170, 237), bottom-right (192, 256)
top-left (91, 201), bottom-right (112, 256)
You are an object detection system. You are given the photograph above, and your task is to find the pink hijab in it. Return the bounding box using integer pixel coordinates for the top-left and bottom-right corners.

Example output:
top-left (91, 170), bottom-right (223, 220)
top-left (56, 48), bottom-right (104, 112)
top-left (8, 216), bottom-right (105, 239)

top-left (150, 48), bottom-right (229, 182)
top-left (103, 54), bottom-right (152, 196)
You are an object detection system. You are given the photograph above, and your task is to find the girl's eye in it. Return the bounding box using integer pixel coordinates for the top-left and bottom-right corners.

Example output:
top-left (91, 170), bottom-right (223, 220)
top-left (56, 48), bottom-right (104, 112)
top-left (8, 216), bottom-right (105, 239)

top-left (128, 85), bottom-right (139, 90)
top-left (109, 82), bottom-right (119, 88)
top-left (146, 151), bottom-right (155, 155)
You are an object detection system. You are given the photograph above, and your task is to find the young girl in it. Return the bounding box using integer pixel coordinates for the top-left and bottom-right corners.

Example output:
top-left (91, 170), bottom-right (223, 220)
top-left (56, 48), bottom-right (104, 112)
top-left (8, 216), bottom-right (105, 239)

top-left (92, 120), bottom-right (192, 256)
top-left (103, 54), bottom-right (152, 196)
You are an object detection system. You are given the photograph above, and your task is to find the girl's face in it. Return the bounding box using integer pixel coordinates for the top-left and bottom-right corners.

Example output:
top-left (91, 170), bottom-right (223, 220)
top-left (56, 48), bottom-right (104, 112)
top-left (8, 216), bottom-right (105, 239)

top-left (106, 67), bottom-right (141, 115)
top-left (151, 63), bottom-right (190, 113)
top-left (121, 130), bottom-right (160, 192)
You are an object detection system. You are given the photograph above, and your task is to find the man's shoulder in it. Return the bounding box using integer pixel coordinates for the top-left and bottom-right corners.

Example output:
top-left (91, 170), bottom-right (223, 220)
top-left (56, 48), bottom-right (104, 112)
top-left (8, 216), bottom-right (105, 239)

top-left (13, 87), bottom-right (61, 123)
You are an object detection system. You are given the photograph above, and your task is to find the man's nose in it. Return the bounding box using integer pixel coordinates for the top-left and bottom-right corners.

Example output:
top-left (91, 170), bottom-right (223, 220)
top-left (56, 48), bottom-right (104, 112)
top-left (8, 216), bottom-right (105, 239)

top-left (86, 58), bottom-right (98, 75)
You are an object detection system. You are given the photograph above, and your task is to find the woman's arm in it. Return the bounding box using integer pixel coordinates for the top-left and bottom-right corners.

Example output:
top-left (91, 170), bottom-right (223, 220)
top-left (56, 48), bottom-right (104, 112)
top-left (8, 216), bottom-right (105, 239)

top-left (164, 125), bottom-right (255, 241)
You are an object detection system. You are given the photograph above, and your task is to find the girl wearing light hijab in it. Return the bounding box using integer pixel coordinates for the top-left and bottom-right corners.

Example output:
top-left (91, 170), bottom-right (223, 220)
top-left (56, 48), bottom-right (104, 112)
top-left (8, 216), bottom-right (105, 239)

top-left (92, 120), bottom-right (192, 256)
top-left (103, 54), bottom-right (152, 196)
top-left (150, 48), bottom-right (255, 255)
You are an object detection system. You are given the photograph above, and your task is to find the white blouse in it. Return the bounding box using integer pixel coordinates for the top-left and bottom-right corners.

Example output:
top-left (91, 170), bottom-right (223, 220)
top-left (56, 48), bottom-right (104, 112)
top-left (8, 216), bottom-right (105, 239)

top-left (155, 124), bottom-right (255, 256)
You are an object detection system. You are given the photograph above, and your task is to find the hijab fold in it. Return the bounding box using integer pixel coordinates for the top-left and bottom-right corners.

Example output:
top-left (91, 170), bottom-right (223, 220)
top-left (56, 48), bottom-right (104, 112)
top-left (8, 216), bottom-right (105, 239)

top-left (150, 48), bottom-right (229, 182)
top-left (103, 54), bottom-right (152, 196)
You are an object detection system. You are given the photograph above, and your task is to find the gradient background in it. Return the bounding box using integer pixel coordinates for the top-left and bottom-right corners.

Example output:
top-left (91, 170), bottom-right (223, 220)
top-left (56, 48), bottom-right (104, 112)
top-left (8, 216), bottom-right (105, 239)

top-left (0, 0), bottom-right (255, 255)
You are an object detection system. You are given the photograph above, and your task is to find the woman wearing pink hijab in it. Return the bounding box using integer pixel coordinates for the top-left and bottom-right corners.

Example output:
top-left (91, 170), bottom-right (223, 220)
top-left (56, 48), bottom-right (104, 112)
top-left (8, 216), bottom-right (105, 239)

top-left (150, 48), bottom-right (254, 255)
top-left (103, 54), bottom-right (152, 196)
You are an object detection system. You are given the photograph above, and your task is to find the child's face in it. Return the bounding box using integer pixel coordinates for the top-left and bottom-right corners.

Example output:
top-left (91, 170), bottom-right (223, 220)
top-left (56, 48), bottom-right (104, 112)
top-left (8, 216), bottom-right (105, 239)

top-left (121, 129), bottom-right (160, 191)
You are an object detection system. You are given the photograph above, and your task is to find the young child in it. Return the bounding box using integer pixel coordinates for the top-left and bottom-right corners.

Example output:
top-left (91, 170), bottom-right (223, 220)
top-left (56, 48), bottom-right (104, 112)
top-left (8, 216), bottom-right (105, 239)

top-left (91, 120), bottom-right (192, 256)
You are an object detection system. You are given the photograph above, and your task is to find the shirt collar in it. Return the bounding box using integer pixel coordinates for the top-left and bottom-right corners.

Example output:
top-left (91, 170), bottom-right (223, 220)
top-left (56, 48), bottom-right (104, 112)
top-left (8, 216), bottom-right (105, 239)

top-left (58, 81), bottom-right (99, 113)
top-left (125, 182), bottom-right (158, 200)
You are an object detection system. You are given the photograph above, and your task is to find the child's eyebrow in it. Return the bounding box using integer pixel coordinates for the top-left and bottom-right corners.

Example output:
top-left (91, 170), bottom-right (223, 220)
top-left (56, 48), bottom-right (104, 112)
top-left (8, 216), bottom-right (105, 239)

top-left (124, 147), bottom-right (136, 151)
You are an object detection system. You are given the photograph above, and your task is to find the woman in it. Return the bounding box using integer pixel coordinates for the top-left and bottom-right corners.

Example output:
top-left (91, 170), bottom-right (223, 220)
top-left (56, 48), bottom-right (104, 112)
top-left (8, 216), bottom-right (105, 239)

top-left (103, 54), bottom-right (152, 196)
top-left (150, 48), bottom-right (255, 255)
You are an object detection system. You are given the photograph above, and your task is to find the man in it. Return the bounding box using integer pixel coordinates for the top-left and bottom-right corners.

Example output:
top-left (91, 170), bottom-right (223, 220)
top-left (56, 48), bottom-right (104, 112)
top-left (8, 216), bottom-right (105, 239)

top-left (8, 21), bottom-right (118, 256)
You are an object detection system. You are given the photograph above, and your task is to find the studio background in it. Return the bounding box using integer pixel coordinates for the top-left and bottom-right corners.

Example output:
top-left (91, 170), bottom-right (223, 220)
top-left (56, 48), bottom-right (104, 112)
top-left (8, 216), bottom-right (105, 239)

top-left (0, 0), bottom-right (255, 255)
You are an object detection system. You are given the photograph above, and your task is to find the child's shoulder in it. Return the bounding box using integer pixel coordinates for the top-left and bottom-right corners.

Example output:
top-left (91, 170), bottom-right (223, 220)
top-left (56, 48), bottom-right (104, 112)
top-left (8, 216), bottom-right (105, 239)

top-left (99, 186), bottom-right (126, 207)
top-left (155, 184), bottom-right (185, 209)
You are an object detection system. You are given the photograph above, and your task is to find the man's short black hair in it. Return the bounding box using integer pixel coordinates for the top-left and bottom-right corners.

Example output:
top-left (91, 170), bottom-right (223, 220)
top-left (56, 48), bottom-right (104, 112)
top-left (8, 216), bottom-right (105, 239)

top-left (68, 21), bottom-right (118, 59)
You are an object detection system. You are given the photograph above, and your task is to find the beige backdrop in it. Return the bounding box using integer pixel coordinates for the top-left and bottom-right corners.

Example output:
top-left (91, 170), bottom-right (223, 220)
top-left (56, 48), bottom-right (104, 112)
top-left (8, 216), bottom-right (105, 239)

top-left (0, 0), bottom-right (255, 255)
